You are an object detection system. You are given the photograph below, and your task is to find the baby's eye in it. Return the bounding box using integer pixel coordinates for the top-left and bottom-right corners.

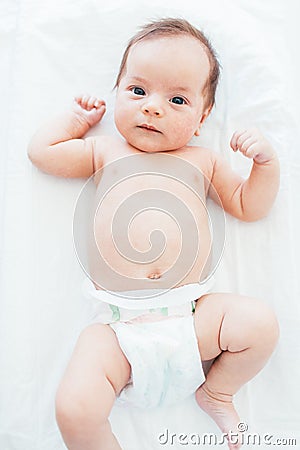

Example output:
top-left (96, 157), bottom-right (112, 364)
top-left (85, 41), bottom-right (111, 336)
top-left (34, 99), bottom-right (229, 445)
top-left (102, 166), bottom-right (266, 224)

top-left (170, 96), bottom-right (186, 105)
top-left (132, 87), bottom-right (146, 96)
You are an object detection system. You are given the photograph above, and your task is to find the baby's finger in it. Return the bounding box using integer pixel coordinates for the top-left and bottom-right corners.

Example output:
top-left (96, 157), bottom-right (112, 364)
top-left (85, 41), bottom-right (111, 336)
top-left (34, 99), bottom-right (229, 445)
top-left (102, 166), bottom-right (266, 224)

top-left (243, 143), bottom-right (259, 160)
top-left (230, 130), bottom-right (247, 151)
top-left (235, 131), bottom-right (253, 149)
top-left (80, 95), bottom-right (92, 110)
top-left (74, 95), bottom-right (85, 106)
top-left (86, 96), bottom-right (99, 111)
top-left (94, 99), bottom-right (106, 109)
top-left (238, 136), bottom-right (257, 155)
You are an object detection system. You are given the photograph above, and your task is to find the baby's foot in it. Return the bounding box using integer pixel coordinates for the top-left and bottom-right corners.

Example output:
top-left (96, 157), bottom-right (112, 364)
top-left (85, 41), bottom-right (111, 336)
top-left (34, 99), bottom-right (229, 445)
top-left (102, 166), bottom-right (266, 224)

top-left (73, 95), bottom-right (106, 127)
top-left (196, 384), bottom-right (242, 449)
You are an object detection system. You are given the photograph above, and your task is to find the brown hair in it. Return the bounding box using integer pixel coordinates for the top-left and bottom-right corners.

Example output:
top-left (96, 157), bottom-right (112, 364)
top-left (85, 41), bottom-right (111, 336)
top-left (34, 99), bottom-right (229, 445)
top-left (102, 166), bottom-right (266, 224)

top-left (114, 18), bottom-right (220, 110)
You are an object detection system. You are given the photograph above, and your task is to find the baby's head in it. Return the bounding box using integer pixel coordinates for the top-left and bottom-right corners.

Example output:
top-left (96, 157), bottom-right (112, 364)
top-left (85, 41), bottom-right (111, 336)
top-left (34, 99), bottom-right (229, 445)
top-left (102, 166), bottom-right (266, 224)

top-left (114, 18), bottom-right (220, 152)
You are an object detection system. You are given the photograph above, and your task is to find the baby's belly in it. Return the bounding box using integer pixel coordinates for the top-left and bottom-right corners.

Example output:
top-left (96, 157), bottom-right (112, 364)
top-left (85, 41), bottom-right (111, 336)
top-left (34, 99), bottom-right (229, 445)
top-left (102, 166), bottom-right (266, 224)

top-left (89, 193), bottom-right (212, 292)
top-left (91, 221), bottom-right (211, 290)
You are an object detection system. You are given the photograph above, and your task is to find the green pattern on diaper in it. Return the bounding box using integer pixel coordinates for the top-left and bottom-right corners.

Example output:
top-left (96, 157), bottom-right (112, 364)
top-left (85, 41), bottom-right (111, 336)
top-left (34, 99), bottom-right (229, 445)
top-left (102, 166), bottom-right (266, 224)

top-left (109, 304), bottom-right (120, 321)
top-left (108, 302), bottom-right (194, 322)
top-left (149, 307), bottom-right (169, 315)
top-left (160, 307), bottom-right (168, 316)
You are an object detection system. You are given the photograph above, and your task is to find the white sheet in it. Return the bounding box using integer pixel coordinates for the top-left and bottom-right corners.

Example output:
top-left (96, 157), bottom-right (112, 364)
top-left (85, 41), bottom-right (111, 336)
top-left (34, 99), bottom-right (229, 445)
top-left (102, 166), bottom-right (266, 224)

top-left (1, 0), bottom-right (300, 449)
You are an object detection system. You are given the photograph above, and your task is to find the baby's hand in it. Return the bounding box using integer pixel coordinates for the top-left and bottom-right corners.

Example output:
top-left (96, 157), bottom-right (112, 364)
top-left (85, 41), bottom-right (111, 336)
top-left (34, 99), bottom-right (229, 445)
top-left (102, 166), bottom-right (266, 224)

top-left (230, 129), bottom-right (276, 164)
top-left (73, 95), bottom-right (106, 128)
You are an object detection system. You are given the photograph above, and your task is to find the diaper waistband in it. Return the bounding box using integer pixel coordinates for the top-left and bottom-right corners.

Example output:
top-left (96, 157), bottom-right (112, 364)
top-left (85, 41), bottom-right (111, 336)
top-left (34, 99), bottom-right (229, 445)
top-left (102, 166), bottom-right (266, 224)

top-left (83, 277), bottom-right (214, 324)
top-left (83, 277), bottom-right (214, 310)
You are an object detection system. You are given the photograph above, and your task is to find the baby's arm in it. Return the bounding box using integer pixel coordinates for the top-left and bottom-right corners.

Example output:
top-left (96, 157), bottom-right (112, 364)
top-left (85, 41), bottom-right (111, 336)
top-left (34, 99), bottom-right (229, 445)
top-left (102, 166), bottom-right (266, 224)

top-left (210, 129), bottom-right (280, 221)
top-left (28, 96), bottom-right (106, 177)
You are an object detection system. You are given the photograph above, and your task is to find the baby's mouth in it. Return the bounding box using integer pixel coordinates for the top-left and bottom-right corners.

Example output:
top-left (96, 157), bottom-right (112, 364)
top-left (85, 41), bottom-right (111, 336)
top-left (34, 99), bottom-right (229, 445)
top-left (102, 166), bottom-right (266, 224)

top-left (137, 124), bottom-right (162, 133)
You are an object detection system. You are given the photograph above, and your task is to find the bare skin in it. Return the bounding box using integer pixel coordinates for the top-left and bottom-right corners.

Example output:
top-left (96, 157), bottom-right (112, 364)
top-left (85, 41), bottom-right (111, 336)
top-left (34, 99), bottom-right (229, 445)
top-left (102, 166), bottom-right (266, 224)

top-left (28, 35), bottom-right (280, 449)
top-left (194, 294), bottom-right (279, 449)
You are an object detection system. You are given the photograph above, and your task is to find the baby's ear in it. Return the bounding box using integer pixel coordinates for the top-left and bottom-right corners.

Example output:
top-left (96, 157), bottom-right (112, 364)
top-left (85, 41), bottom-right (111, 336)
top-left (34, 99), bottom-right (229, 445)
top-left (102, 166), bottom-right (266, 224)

top-left (194, 106), bottom-right (212, 136)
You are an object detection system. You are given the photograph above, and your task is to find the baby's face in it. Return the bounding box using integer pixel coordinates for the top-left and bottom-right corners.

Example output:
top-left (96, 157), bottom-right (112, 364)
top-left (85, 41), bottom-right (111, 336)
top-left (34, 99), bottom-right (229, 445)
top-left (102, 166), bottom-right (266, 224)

top-left (114, 36), bottom-right (211, 153)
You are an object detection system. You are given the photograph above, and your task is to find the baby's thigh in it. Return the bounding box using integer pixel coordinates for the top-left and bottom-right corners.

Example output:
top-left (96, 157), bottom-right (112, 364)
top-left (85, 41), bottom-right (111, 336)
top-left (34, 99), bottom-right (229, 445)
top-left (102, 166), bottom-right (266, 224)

top-left (193, 292), bottom-right (270, 361)
top-left (58, 323), bottom-right (131, 396)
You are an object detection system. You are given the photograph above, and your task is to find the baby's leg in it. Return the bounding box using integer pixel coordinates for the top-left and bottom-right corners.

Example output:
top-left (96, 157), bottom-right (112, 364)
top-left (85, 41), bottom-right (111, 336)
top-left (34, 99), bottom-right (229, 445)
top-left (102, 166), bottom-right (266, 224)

top-left (193, 293), bottom-right (279, 449)
top-left (55, 323), bottom-right (131, 450)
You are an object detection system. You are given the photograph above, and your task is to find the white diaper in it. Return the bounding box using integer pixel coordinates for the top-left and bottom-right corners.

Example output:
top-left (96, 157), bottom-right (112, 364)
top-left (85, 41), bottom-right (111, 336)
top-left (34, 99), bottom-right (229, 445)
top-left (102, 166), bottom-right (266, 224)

top-left (111, 315), bottom-right (205, 408)
top-left (82, 278), bottom-right (213, 408)
top-left (83, 276), bottom-right (214, 324)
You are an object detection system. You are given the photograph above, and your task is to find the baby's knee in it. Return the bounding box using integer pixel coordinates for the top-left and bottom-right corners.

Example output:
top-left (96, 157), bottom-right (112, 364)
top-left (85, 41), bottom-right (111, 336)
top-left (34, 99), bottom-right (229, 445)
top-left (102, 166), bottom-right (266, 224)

top-left (256, 301), bottom-right (280, 345)
top-left (55, 392), bottom-right (83, 436)
top-left (239, 297), bottom-right (280, 348)
top-left (221, 295), bottom-right (279, 352)
top-left (55, 376), bottom-right (112, 436)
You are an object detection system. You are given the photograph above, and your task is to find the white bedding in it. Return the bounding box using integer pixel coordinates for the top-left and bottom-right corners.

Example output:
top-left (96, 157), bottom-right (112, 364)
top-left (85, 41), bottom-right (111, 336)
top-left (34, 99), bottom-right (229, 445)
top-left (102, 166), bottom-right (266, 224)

top-left (1, 0), bottom-right (300, 449)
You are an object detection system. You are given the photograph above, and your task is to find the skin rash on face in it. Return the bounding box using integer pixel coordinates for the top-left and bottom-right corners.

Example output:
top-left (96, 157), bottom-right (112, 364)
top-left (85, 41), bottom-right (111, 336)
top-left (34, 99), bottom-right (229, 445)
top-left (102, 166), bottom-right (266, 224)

top-left (114, 36), bottom-right (211, 153)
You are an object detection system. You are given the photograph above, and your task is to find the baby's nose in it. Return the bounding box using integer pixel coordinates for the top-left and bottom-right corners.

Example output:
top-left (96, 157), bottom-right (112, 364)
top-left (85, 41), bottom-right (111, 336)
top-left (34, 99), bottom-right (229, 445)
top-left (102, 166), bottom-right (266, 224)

top-left (142, 98), bottom-right (164, 117)
top-left (143, 106), bottom-right (161, 116)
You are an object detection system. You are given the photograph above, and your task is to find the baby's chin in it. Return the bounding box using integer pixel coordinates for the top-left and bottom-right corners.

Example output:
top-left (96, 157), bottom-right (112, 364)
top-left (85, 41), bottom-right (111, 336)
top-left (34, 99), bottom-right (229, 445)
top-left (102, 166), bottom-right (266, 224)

top-left (126, 137), bottom-right (180, 154)
top-left (132, 146), bottom-right (166, 153)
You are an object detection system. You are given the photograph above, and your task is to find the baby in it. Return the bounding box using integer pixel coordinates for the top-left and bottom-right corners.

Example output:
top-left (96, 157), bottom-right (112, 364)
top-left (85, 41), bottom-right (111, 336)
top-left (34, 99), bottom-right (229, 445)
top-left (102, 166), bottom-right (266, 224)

top-left (28, 18), bottom-right (280, 450)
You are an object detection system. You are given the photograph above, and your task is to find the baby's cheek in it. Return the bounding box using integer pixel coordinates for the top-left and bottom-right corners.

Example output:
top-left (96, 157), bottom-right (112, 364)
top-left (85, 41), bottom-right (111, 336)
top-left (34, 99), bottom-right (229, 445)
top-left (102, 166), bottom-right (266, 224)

top-left (114, 106), bottom-right (129, 134)
top-left (170, 118), bottom-right (195, 143)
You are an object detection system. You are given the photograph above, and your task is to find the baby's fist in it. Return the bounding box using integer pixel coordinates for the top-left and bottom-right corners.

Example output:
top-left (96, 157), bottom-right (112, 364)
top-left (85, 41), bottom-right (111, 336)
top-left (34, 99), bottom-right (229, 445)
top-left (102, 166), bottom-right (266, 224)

top-left (73, 95), bottom-right (106, 127)
top-left (230, 128), bottom-right (276, 164)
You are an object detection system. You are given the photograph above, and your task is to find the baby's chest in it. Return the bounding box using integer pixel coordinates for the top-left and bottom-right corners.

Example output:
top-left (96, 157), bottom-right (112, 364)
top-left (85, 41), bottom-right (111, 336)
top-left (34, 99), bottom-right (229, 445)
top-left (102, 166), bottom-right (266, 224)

top-left (97, 150), bottom-right (207, 197)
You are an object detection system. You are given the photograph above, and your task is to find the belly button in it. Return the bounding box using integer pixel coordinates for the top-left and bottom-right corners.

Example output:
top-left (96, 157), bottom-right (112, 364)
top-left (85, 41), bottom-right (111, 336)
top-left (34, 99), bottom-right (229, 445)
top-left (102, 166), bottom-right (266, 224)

top-left (147, 272), bottom-right (161, 280)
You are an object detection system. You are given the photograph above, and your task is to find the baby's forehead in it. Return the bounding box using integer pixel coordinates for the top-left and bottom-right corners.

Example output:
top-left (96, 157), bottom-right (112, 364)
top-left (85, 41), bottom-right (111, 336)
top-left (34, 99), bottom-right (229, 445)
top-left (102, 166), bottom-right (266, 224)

top-left (125, 35), bottom-right (210, 85)
top-left (129, 34), bottom-right (208, 58)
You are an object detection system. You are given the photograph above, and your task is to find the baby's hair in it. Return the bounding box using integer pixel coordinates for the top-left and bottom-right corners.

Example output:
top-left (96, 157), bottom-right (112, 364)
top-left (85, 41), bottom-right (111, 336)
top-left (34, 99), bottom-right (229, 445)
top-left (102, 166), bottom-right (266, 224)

top-left (114, 17), bottom-right (220, 110)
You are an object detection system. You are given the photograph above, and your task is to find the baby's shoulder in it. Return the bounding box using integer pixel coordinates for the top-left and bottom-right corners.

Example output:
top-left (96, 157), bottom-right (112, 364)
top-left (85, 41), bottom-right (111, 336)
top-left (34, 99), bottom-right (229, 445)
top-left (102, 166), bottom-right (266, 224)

top-left (92, 134), bottom-right (126, 168)
top-left (93, 134), bottom-right (120, 149)
top-left (186, 144), bottom-right (218, 158)
top-left (180, 145), bottom-right (219, 175)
